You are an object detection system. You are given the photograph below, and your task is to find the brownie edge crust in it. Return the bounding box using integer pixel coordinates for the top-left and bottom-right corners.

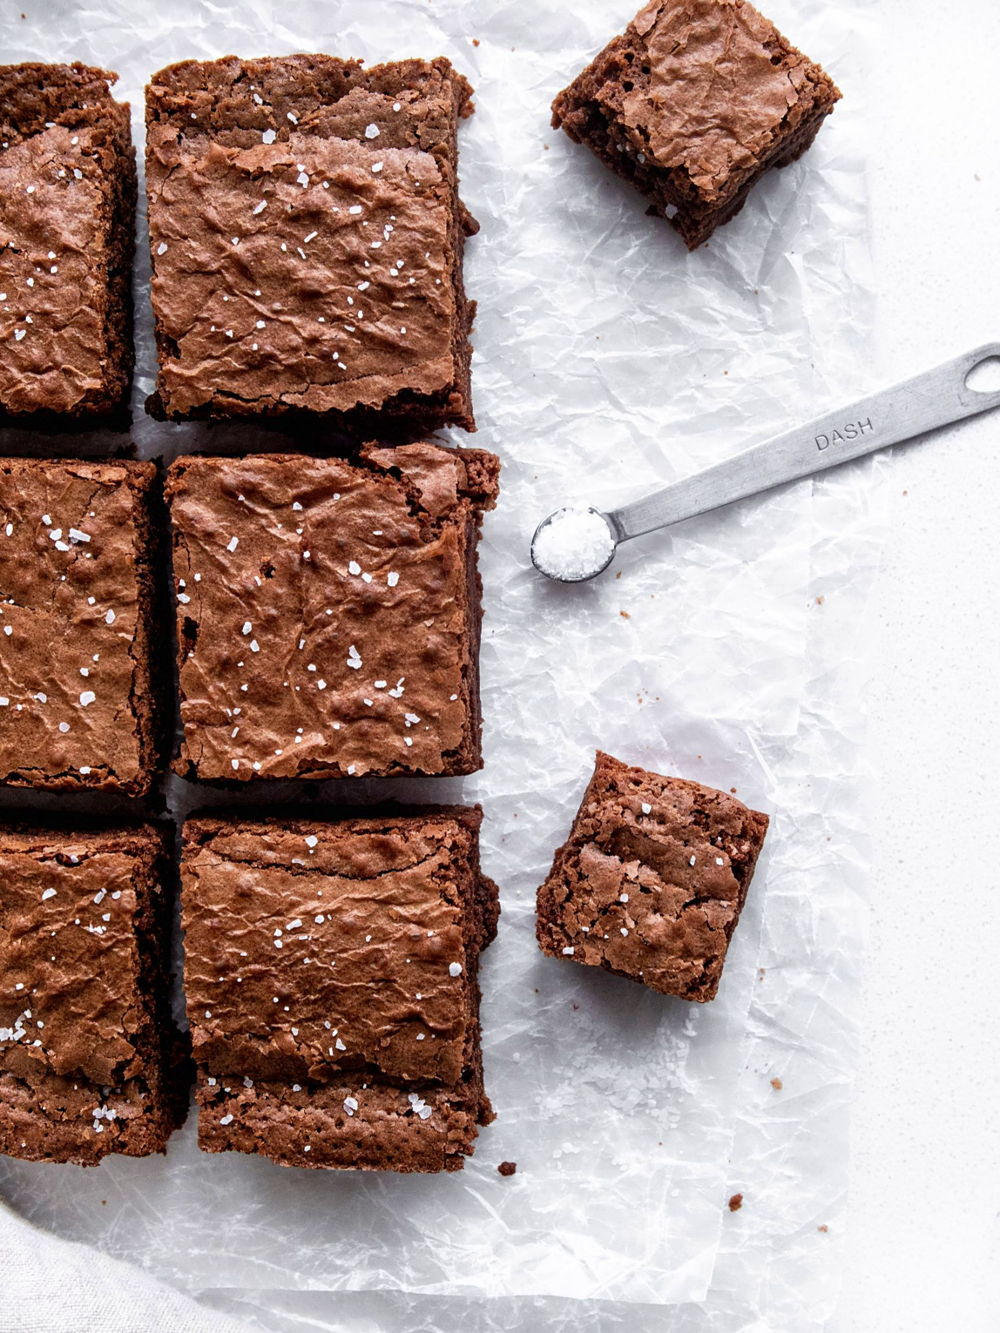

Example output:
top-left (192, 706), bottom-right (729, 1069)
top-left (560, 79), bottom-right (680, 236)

top-left (537, 752), bottom-right (769, 1001)
top-left (551, 0), bottom-right (841, 249)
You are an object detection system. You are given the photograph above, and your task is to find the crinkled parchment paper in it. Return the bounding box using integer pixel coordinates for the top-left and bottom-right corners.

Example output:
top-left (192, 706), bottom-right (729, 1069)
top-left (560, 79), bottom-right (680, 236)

top-left (0, 0), bottom-right (883, 1327)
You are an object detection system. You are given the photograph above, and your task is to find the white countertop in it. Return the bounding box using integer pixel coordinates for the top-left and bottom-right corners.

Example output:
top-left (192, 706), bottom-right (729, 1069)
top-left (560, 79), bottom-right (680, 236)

top-left (839, 2), bottom-right (1000, 1328)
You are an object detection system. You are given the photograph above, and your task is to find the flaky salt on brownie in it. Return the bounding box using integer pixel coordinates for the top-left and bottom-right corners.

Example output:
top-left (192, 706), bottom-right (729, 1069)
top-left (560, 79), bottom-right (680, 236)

top-left (182, 808), bottom-right (498, 1172)
top-left (537, 752), bottom-right (768, 1001)
top-left (0, 825), bottom-right (188, 1165)
top-left (145, 54), bottom-right (478, 433)
top-left (0, 63), bottom-right (135, 423)
top-left (551, 0), bottom-right (840, 249)
top-left (0, 459), bottom-right (160, 796)
top-left (166, 441), bottom-right (498, 782)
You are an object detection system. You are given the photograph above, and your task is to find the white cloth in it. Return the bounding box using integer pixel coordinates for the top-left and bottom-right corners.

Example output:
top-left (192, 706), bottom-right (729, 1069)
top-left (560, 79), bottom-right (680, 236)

top-left (0, 1200), bottom-right (252, 1333)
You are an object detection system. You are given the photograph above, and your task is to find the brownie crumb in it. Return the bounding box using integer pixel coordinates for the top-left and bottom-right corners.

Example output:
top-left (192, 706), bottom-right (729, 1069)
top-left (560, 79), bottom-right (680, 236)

top-left (728, 1193), bottom-right (744, 1212)
top-left (770, 1077), bottom-right (783, 1090)
top-left (497, 1160), bottom-right (517, 1177)
top-left (818, 1224), bottom-right (829, 1233)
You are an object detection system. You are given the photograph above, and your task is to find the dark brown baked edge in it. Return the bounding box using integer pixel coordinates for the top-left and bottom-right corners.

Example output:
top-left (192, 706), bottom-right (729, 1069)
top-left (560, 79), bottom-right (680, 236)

top-left (0, 461), bottom-right (161, 798)
top-left (536, 751), bottom-right (769, 1001)
top-left (0, 824), bottom-right (190, 1165)
top-left (186, 806), bottom-right (497, 1171)
top-left (551, 21), bottom-right (840, 250)
top-left (144, 55), bottom-right (476, 436)
top-left (0, 63), bottom-right (135, 426)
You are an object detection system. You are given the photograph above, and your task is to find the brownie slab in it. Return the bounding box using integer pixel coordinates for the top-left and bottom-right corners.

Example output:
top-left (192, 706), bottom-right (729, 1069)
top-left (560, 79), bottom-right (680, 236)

top-left (537, 752), bottom-right (768, 1001)
top-left (551, 0), bottom-right (840, 249)
top-left (0, 459), bottom-right (159, 796)
top-left (0, 63), bottom-right (135, 422)
top-left (166, 442), bottom-right (498, 782)
top-left (0, 825), bottom-right (187, 1165)
top-left (182, 808), bottom-right (498, 1171)
top-left (145, 55), bottom-right (477, 433)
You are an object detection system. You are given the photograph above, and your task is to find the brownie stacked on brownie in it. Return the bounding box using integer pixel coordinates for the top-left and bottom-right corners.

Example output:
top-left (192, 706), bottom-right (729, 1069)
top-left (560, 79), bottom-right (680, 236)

top-left (552, 0), bottom-right (840, 248)
top-left (145, 55), bottom-right (478, 432)
top-left (166, 441), bottom-right (498, 782)
top-left (537, 752), bottom-right (768, 1001)
top-left (0, 63), bottom-right (136, 422)
top-left (182, 808), bottom-right (498, 1172)
top-left (0, 824), bottom-right (187, 1164)
top-left (0, 459), bottom-right (160, 796)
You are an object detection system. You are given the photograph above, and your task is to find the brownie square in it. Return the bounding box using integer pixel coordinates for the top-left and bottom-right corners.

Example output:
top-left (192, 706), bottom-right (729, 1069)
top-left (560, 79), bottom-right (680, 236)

top-left (166, 442), bottom-right (498, 782)
top-left (0, 824), bottom-right (188, 1165)
top-left (181, 807), bottom-right (498, 1172)
top-left (536, 752), bottom-right (768, 1001)
top-left (0, 459), bottom-right (160, 796)
top-left (145, 55), bottom-right (478, 433)
top-left (0, 63), bottom-right (135, 422)
top-left (551, 0), bottom-right (841, 249)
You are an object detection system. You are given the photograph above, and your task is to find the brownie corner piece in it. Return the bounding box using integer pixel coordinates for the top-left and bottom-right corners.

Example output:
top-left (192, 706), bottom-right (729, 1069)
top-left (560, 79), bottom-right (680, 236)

top-left (0, 458), bottom-right (161, 797)
top-left (0, 62), bottom-right (136, 422)
top-left (536, 751), bottom-right (768, 1001)
top-left (0, 823), bottom-right (188, 1165)
top-left (181, 806), bottom-right (497, 1172)
top-left (145, 54), bottom-right (476, 433)
top-left (167, 442), bottom-right (497, 782)
top-left (551, 0), bottom-right (841, 249)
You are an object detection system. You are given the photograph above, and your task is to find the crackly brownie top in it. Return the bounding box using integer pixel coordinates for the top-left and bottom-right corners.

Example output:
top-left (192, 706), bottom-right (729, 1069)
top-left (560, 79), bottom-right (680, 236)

top-left (182, 812), bottom-right (483, 1086)
top-left (0, 827), bottom-right (163, 1088)
top-left (594, 0), bottom-right (838, 198)
top-left (0, 460), bottom-right (154, 788)
top-left (539, 752), bottom-right (768, 999)
top-left (146, 55), bottom-right (471, 416)
top-left (0, 64), bottom-right (131, 414)
top-left (167, 443), bottom-right (498, 780)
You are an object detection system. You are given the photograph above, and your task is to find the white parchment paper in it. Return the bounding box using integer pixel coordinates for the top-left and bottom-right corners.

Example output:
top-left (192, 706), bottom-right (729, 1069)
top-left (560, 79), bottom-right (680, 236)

top-left (0, 0), bottom-right (883, 1325)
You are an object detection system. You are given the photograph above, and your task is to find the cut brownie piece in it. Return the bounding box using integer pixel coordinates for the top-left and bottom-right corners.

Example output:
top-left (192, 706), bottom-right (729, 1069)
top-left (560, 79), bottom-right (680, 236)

top-left (166, 442), bottom-right (498, 782)
top-left (0, 824), bottom-right (188, 1165)
top-left (536, 752), bottom-right (768, 1001)
top-left (0, 63), bottom-right (135, 422)
top-left (551, 0), bottom-right (841, 249)
top-left (181, 807), bottom-right (498, 1172)
top-left (0, 459), bottom-right (160, 796)
top-left (145, 55), bottom-right (478, 433)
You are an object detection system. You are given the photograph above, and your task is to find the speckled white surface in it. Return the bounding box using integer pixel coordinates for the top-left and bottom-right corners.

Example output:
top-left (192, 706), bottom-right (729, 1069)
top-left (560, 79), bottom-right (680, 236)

top-left (837, 2), bottom-right (1000, 1329)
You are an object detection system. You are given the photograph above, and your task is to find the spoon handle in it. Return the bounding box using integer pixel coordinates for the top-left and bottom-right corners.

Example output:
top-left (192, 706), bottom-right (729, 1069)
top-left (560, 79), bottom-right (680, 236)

top-left (608, 343), bottom-right (1000, 543)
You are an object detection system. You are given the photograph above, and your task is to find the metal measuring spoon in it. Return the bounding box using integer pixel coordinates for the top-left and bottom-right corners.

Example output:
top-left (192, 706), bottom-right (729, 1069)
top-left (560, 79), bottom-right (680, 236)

top-left (531, 343), bottom-right (1000, 583)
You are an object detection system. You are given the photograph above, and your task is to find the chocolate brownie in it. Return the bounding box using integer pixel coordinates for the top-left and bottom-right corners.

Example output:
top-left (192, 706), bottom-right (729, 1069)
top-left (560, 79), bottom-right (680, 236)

top-left (551, 0), bottom-right (841, 249)
top-left (0, 824), bottom-right (188, 1165)
top-left (181, 807), bottom-right (498, 1172)
top-left (0, 63), bottom-right (135, 422)
top-left (536, 752), bottom-right (768, 1001)
top-left (145, 55), bottom-right (478, 433)
top-left (0, 459), bottom-right (160, 796)
top-left (166, 442), bottom-right (498, 782)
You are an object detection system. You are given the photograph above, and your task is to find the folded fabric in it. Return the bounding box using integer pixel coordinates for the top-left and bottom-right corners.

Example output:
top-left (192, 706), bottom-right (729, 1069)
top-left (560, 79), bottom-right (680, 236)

top-left (0, 1200), bottom-right (250, 1333)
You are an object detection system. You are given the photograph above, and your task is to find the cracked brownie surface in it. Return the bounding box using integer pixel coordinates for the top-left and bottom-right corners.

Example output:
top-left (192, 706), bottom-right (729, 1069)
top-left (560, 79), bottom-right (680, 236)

top-left (551, 0), bottom-right (840, 248)
top-left (536, 751), bottom-right (768, 1001)
top-left (0, 459), bottom-right (158, 795)
top-left (0, 825), bottom-right (188, 1165)
top-left (145, 54), bottom-right (477, 432)
top-left (182, 808), bottom-right (498, 1172)
top-left (0, 62), bottom-right (135, 422)
top-left (166, 442), bottom-right (498, 782)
